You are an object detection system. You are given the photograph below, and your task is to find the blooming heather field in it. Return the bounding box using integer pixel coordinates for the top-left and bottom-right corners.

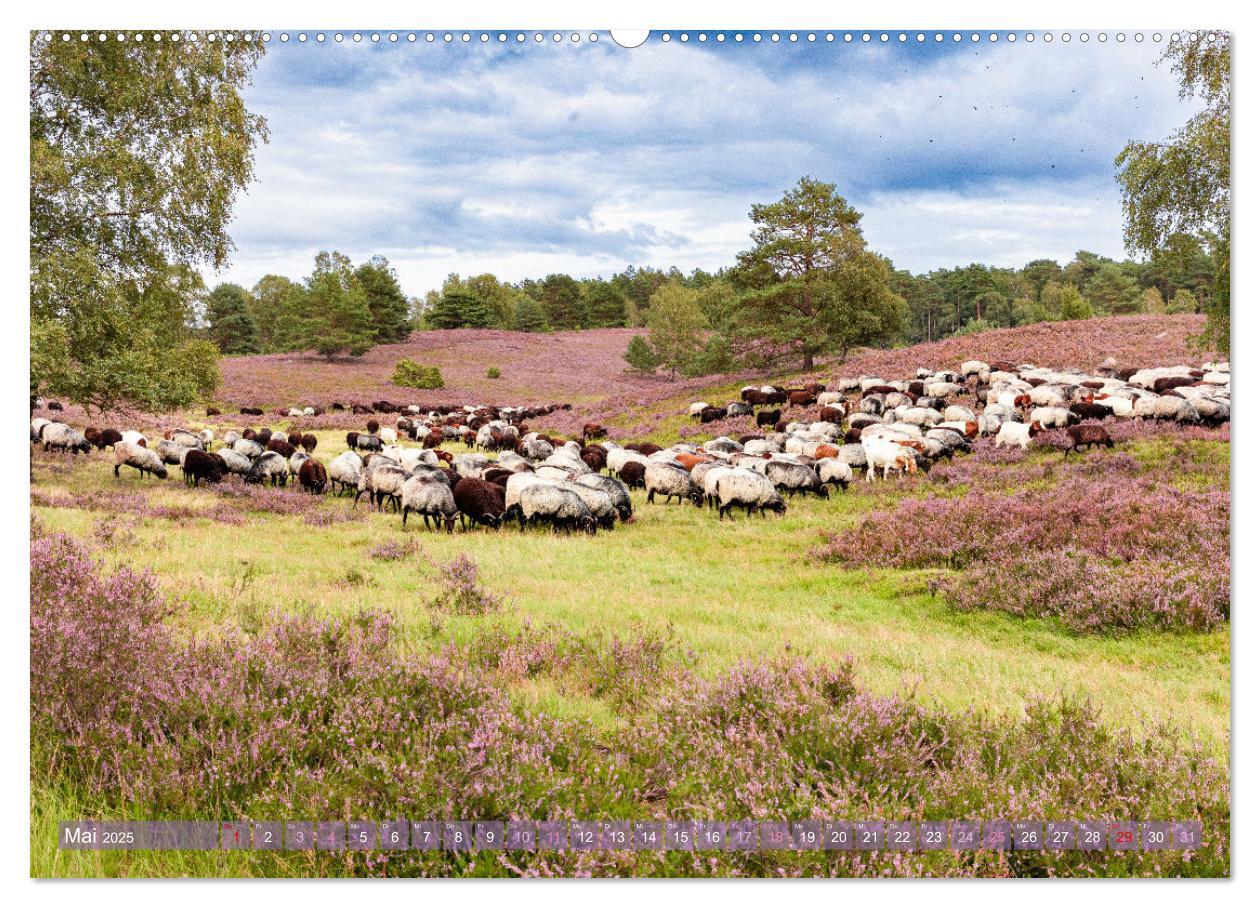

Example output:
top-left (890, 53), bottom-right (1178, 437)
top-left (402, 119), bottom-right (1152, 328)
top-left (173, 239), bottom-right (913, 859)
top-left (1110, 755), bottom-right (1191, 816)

top-left (30, 315), bottom-right (1230, 878)
top-left (214, 315), bottom-right (1209, 412)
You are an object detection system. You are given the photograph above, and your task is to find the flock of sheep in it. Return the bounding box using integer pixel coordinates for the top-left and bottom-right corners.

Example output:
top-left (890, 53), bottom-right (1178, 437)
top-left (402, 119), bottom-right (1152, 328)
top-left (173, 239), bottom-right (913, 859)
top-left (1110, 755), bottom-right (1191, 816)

top-left (29, 355), bottom-right (1229, 533)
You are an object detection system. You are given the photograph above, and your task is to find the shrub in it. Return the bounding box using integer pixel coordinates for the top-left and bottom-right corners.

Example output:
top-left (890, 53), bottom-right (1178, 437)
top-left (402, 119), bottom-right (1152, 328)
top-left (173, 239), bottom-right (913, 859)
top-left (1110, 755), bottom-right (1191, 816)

top-left (623, 334), bottom-right (660, 376)
top-left (427, 554), bottom-right (503, 615)
top-left (486, 366), bottom-right (501, 379)
top-left (814, 473), bottom-right (1229, 633)
top-left (392, 359), bottom-right (444, 389)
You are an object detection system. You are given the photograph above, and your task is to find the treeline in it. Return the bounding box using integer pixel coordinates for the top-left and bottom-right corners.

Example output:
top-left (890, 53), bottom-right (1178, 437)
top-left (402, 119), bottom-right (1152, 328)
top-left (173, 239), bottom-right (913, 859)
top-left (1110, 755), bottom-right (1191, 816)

top-left (203, 252), bottom-right (412, 356)
top-left (892, 239), bottom-right (1215, 345)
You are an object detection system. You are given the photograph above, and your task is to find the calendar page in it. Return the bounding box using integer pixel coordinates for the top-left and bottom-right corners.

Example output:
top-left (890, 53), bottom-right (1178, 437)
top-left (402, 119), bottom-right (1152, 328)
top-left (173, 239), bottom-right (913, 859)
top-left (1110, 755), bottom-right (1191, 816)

top-left (27, 20), bottom-right (1230, 883)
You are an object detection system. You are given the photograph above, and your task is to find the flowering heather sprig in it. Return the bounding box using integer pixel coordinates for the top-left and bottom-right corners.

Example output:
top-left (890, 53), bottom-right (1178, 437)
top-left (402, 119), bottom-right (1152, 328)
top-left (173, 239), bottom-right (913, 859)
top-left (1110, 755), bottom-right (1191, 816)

top-left (427, 554), bottom-right (504, 615)
top-left (368, 539), bottom-right (420, 561)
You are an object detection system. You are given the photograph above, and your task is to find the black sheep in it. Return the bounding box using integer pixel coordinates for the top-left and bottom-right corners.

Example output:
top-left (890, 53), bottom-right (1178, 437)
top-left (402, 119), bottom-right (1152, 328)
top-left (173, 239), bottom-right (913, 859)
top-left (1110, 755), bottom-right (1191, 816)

top-left (453, 477), bottom-right (506, 530)
top-left (755, 408), bottom-right (781, 428)
top-left (182, 449), bottom-right (226, 487)
top-left (619, 461), bottom-right (646, 489)
top-left (699, 406), bottom-right (725, 424)
top-left (1069, 402), bottom-right (1111, 422)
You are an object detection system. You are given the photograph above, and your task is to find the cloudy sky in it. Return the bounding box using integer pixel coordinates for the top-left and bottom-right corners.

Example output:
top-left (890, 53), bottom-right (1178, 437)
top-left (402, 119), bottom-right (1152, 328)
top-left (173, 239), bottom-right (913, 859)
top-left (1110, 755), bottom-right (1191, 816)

top-left (216, 31), bottom-right (1197, 298)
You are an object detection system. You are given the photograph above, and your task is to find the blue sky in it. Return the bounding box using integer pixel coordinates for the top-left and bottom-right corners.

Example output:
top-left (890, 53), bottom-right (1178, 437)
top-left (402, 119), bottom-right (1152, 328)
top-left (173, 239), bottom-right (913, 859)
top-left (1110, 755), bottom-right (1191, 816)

top-left (217, 31), bottom-right (1196, 298)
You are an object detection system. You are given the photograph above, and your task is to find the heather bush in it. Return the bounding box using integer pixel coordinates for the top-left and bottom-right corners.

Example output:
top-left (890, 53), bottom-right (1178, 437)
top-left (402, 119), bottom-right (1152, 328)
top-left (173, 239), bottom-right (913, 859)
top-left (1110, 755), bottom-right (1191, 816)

top-left (427, 554), bottom-right (503, 615)
top-left (814, 474), bottom-right (1229, 633)
top-left (368, 538), bottom-right (420, 561)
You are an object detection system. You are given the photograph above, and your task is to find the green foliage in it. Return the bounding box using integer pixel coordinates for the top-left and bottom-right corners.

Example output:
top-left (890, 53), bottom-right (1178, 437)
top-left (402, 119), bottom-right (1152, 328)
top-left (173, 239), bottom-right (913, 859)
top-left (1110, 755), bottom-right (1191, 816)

top-left (1012, 297), bottom-right (1052, 326)
top-left (249, 275), bottom-right (299, 352)
top-left (511, 296), bottom-right (550, 332)
top-left (29, 33), bottom-right (266, 408)
top-left (1116, 33), bottom-right (1229, 351)
top-left (1168, 288), bottom-right (1199, 314)
top-left (1058, 287), bottom-right (1095, 321)
top-left (535, 273), bottom-right (584, 330)
top-left (486, 367), bottom-right (502, 379)
top-left (1141, 287), bottom-right (1166, 314)
top-left (581, 281), bottom-right (629, 328)
top-left (355, 256), bottom-right (412, 344)
top-left (952, 318), bottom-right (1000, 337)
top-left (299, 251), bottom-right (377, 359)
top-left (730, 177), bottom-right (904, 369)
top-left (623, 334), bottom-right (660, 376)
top-left (426, 288), bottom-right (495, 329)
top-left (392, 360), bottom-right (445, 389)
top-left (1086, 263), bottom-right (1143, 314)
top-left (681, 334), bottom-right (738, 378)
top-left (646, 282), bottom-right (708, 380)
top-left (205, 283), bottom-right (259, 355)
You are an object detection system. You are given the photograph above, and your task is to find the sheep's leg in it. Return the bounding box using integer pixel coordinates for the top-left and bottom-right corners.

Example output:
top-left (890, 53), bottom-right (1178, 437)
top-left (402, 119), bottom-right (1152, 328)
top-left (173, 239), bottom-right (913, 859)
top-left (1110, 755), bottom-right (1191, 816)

top-left (402, 507), bottom-right (410, 527)
top-left (647, 489), bottom-right (655, 503)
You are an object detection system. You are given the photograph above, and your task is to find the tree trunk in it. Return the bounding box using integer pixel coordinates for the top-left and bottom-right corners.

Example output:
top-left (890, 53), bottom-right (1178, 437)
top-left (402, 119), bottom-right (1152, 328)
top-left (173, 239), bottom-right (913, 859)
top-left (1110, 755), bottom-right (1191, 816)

top-left (802, 351), bottom-right (815, 371)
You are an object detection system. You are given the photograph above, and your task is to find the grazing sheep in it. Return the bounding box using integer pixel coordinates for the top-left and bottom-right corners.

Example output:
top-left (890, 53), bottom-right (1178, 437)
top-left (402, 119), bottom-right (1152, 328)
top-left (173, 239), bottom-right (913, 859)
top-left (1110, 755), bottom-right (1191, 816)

top-left (452, 477), bottom-right (506, 529)
top-left (245, 451), bottom-right (290, 487)
top-left (817, 458), bottom-right (853, 489)
top-left (113, 442), bottom-right (167, 480)
top-left (726, 401), bottom-right (753, 418)
top-left (85, 427), bottom-right (123, 450)
top-left (181, 449), bottom-right (226, 486)
top-left (452, 452), bottom-right (492, 479)
top-left (358, 461), bottom-right (409, 511)
top-left (156, 440), bottom-right (191, 466)
top-left (565, 482), bottom-right (618, 529)
top-left (574, 473), bottom-right (633, 522)
top-left (994, 421), bottom-right (1044, 451)
top-left (618, 461), bottom-right (646, 489)
top-left (233, 438), bottom-right (264, 460)
top-left (168, 429), bottom-right (203, 450)
top-left (755, 408), bottom-right (782, 429)
top-left (861, 437), bottom-right (918, 482)
top-left (298, 458), bottom-right (329, 494)
top-left (217, 449), bottom-right (253, 476)
top-left (1030, 406), bottom-right (1078, 429)
top-left (699, 406), bottom-right (726, 424)
top-left (645, 462), bottom-right (703, 506)
top-left (765, 460), bottom-right (827, 498)
top-left (289, 451), bottom-right (311, 477)
top-left (1069, 402), bottom-right (1112, 422)
top-left (715, 469), bottom-right (786, 519)
top-left (1065, 423), bottom-right (1114, 455)
top-left (517, 483), bottom-right (597, 534)
top-left (400, 474), bottom-right (458, 532)
top-left (688, 402), bottom-right (711, 418)
top-left (327, 450), bottom-right (362, 495)
top-left (267, 438), bottom-right (297, 459)
top-left (356, 434), bottom-right (384, 453)
top-left (41, 423), bottom-right (91, 454)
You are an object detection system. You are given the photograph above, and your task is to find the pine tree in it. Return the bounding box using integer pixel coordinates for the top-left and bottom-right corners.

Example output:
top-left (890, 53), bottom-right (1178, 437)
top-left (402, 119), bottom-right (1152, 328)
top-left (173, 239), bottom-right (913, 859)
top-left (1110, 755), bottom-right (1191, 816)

top-left (623, 334), bottom-right (660, 375)
top-left (512, 296), bottom-right (550, 332)
top-left (205, 283), bottom-right (260, 354)
top-left (355, 256), bottom-right (412, 343)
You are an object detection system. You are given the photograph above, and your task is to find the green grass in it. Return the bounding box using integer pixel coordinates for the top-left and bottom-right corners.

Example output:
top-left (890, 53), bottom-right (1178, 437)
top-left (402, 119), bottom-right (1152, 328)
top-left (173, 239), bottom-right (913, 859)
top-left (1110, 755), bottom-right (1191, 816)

top-left (30, 432), bottom-right (1230, 756)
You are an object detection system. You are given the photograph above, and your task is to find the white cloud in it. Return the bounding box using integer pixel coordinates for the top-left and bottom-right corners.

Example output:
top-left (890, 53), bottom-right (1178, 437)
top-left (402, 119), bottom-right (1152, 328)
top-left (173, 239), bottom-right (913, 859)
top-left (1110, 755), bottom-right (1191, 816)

top-left (213, 37), bottom-right (1196, 295)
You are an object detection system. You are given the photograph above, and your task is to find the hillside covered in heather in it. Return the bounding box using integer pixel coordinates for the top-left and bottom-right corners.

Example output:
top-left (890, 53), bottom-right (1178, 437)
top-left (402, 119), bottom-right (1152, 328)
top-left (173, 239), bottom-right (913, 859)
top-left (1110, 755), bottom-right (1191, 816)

top-left (216, 314), bottom-right (1212, 413)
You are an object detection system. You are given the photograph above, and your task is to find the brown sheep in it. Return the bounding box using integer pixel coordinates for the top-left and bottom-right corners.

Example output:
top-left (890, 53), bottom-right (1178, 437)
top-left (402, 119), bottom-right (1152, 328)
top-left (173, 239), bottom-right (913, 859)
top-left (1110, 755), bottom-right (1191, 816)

top-left (619, 461), bottom-right (646, 489)
top-left (1065, 423), bottom-right (1114, 455)
top-left (453, 477), bottom-right (506, 530)
top-left (299, 458), bottom-right (329, 494)
top-left (267, 438), bottom-right (297, 459)
top-left (755, 408), bottom-right (781, 428)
